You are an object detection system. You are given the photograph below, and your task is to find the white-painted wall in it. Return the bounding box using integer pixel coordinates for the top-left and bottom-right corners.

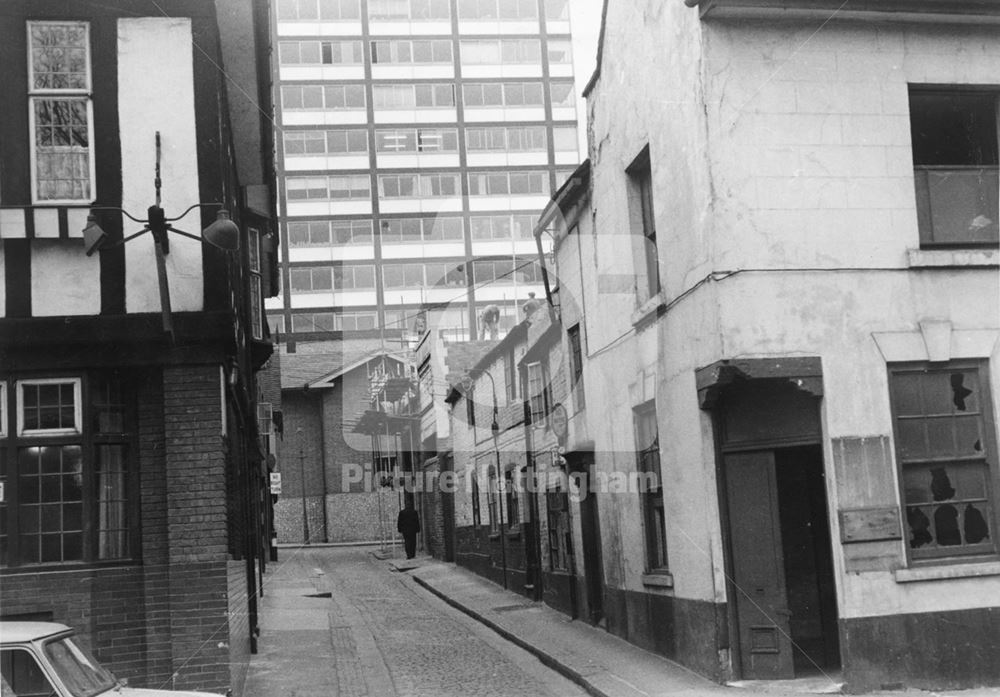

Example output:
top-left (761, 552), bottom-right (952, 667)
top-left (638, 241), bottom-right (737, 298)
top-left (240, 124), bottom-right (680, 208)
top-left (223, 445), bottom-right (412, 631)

top-left (31, 241), bottom-right (101, 317)
top-left (118, 17), bottom-right (203, 314)
top-left (586, 1), bottom-right (1000, 627)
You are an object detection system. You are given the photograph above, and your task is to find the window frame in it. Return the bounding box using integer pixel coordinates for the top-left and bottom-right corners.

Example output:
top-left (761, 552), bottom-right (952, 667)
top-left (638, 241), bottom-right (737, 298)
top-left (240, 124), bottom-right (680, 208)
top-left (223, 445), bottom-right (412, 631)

top-left (16, 378), bottom-right (82, 437)
top-left (471, 474), bottom-right (481, 527)
top-left (27, 20), bottom-right (96, 205)
top-left (627, 146), bottom-right (660, 300)
top-left (526, 361), bottom-right (549, 427)
top-left (908, 87), bottom-right (1000, 249)
top-left (887, 359), bottom-right (999, 565)
top-left (487, 464), bottom-right (499, 535)
top-left (634, 400), bottom-right (667, 572)
top-left (504, 464), bottom-right (520, 530)
top-left (3, 372), bottom-right (140, 569)
top-left (567, 324), bottom-right (585, 412)
top-left (248, 227), bottom-right (264, 341)
top-left (0, 382), bottom-right (6, 439)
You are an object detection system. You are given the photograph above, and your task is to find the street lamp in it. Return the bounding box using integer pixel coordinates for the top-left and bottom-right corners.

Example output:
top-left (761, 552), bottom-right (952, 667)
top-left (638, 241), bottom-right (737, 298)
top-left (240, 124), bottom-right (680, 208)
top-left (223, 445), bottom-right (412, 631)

top-left (81, 132), bottom-right (240, 339)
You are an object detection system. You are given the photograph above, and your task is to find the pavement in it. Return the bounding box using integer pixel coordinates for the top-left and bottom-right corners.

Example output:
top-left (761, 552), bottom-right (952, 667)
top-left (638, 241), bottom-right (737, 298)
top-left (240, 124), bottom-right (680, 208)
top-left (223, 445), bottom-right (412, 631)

top-left (245, 545), bottom-right (1000, 697)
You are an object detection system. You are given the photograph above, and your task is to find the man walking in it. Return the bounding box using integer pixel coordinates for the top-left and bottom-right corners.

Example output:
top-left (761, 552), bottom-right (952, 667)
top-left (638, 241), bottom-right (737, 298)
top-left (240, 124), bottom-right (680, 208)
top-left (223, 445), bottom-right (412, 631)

top-left (397, 500), bottom-right (421, 559)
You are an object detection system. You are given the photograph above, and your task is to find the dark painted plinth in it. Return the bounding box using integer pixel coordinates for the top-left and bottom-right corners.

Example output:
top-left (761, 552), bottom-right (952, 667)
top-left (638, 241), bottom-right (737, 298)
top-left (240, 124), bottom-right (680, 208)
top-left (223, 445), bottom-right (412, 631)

top-left (604, 586), bottom-right (728, 681)
top-left (841, 606), bottom-right (1000, 693)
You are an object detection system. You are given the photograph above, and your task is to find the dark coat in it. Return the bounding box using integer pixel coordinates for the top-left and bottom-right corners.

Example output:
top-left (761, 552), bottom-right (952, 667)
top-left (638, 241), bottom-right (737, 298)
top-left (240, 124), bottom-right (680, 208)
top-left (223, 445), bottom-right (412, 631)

top-left (397, 508), bottom-right (420, 535)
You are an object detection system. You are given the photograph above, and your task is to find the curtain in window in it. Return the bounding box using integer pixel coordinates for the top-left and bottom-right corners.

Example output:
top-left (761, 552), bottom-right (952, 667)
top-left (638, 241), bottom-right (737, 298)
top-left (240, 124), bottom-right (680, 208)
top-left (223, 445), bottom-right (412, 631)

top-left (96, 445), bottom-right (127, 560)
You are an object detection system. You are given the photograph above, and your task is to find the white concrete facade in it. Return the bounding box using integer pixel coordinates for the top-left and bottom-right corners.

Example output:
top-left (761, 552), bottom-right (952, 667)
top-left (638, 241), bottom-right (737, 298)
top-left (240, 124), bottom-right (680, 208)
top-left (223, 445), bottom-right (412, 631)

top-left (270, 0), bottom-right (581, 345)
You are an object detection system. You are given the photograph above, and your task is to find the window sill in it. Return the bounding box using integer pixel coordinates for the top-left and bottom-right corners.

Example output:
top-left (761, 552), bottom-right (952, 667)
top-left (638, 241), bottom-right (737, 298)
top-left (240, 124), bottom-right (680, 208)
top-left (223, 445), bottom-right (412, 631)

top-left (641, 571), bottom-right (674, 589)
top-left (631, 291), bottom-right (666, 330)
top-left (907, 248), bottom-right (999, 269)
top-left (894, 560), bottom-right (1000, 583)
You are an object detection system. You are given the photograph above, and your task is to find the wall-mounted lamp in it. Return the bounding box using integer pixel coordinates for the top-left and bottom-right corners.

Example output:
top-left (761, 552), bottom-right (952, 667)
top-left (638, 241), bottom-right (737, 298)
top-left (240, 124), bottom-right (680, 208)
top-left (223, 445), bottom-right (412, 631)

top-left (82, 132), bottom-right (242, 340)
top-left (83, 205), bottom-right (239, 257)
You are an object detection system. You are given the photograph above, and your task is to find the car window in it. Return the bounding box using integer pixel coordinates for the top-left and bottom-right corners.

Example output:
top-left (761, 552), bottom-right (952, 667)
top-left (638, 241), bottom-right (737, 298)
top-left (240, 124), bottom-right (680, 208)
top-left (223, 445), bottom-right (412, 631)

top-left (0, 648), bottom-right (58, 697)
top-left (42, 639), bottom-right (115, 697)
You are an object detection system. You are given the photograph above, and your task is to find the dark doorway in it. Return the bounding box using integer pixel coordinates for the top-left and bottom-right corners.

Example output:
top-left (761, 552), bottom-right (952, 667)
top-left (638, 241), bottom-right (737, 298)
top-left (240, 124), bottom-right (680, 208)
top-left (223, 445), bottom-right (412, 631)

top-left (579, 460), bottom-right (604, 624)
top-left (716, 378), bottom-right (841, 681)
top-left (774, 445), bottom-right (840, 674)
top-left (724, 444), bottom-right (841, 680)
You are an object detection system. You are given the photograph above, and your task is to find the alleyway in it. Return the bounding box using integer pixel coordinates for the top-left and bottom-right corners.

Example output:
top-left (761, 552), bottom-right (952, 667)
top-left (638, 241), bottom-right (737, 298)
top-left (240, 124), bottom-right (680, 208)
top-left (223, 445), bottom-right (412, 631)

top-left (244, 546), bottom-right (586, 697)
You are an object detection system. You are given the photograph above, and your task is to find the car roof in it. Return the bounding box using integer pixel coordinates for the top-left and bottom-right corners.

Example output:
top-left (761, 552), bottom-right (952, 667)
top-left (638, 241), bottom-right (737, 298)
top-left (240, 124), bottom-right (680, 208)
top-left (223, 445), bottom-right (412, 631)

top-left (0, 622), bottom-right (72, 644)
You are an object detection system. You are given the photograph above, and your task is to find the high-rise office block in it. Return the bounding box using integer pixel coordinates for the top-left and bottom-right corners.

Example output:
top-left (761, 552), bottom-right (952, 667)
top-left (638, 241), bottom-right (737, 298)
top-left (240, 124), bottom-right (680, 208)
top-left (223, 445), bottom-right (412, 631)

top-left (267, 0), bottom-right (580, 345)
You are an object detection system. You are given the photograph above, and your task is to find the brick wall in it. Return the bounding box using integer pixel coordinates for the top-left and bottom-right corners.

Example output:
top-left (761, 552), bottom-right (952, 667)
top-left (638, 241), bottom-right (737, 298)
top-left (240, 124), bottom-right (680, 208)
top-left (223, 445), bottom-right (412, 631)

top-left (227, 559), bottom-right (251, 697)
top-left (163, 365), bottom-right (231, 694)
top-left (138, 369), bottom-right (172, 687)
top-left (1, 365), bottom-right (244, 694)
top-left (278, 392), bottom-right (325, 497)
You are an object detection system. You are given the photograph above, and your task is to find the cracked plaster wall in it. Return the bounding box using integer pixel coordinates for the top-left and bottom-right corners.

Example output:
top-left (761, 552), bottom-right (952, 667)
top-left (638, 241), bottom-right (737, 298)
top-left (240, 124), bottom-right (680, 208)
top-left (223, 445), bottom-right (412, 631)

top-left (585, 1), bottom-right (1000, 623)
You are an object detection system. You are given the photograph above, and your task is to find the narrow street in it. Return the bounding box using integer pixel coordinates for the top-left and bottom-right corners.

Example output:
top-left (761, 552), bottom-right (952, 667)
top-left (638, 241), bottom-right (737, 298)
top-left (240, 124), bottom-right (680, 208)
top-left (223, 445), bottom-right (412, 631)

top-left (244, 547), bottom-right (587, 697)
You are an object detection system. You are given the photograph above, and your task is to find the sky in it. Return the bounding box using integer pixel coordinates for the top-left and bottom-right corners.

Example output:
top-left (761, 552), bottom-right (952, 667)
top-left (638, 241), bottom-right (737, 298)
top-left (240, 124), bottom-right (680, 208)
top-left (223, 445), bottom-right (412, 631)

top-left (568, 0), bottom-right (603, 157)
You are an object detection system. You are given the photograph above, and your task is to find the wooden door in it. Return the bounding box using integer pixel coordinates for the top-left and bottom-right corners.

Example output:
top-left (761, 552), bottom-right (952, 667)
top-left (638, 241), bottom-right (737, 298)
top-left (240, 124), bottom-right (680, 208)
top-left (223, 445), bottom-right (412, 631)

top-left (725, 451), bottom-right (795, 680)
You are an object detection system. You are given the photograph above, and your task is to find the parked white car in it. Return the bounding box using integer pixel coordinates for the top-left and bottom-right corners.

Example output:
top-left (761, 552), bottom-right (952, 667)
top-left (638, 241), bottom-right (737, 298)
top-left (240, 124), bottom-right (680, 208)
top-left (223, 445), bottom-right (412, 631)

top-left (0, 623), bottom-right (223, 697)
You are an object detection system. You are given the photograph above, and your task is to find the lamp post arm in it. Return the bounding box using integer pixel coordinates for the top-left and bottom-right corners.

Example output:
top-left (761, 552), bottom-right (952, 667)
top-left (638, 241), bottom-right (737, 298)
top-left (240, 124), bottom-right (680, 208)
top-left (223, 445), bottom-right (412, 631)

top-left (166, 202), bottom-right (223, 222)
top-left (166, 226), bottom-right (203, 243)
top-left (97, 227), bottom-right (152, 250)
top-left (87, 206), bottom-right (148, 225)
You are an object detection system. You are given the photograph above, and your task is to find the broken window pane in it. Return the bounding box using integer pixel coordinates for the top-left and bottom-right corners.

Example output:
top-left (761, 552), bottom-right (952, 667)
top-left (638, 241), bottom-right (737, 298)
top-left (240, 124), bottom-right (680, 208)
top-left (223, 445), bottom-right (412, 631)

top-left (934, 504), bottom-right (961, 546)
top-left (907, 506), bottom-right (933, 548)
top-left (891, 364), bottom-right (997, 560)
top-left (964, 504), bottom-right (990, 544)
top-left (949, 372), bottom-right (978, 412)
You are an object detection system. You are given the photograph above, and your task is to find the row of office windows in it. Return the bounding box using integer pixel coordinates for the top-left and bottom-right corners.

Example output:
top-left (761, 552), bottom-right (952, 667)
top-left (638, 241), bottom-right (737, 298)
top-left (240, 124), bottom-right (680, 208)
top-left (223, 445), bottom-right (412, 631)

top-left (286, 310), bottom-right (379, 333)
top-left (285, 171), bottom-right (558, 200)
top-left (283, 125), bottom-right (577, 155)
top-left (272, 304), bottom-right (515, 336)
top-left (286, 257), bottom-right (542, 293)
top-left (286, 213), bottom-right (538, 247)
top-left (276, 0), bottom-right (569, 22)
top-left (278, 38), bottom-right (572, 67)
top-left (280, 80), bottom-right (574, 111)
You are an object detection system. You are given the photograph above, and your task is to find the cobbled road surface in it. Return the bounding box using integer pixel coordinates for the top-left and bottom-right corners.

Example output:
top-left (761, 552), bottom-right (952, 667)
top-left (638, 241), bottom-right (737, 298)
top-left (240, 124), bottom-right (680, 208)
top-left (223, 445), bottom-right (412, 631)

top-left (244, 546), bottom-right (587, 697)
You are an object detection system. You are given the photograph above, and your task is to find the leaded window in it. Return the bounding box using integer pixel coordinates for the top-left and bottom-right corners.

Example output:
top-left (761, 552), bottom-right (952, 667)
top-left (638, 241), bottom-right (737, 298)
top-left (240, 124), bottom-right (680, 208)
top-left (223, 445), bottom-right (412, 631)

top-left (28, 21), bottom-right (94, 203)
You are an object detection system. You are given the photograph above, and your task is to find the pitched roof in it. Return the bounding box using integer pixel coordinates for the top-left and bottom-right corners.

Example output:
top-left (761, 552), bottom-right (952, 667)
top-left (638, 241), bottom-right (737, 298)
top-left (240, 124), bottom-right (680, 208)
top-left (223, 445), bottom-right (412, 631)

top-left (278, 338), bottom-right (404, 389)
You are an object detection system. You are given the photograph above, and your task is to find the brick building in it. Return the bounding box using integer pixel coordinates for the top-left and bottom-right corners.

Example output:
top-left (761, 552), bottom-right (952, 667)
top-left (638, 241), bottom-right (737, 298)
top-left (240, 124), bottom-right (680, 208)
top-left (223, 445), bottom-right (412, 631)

top-left (0, 1), bottom-right (278, 694)
top-left (273, 340), bottom-right (414, 544)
